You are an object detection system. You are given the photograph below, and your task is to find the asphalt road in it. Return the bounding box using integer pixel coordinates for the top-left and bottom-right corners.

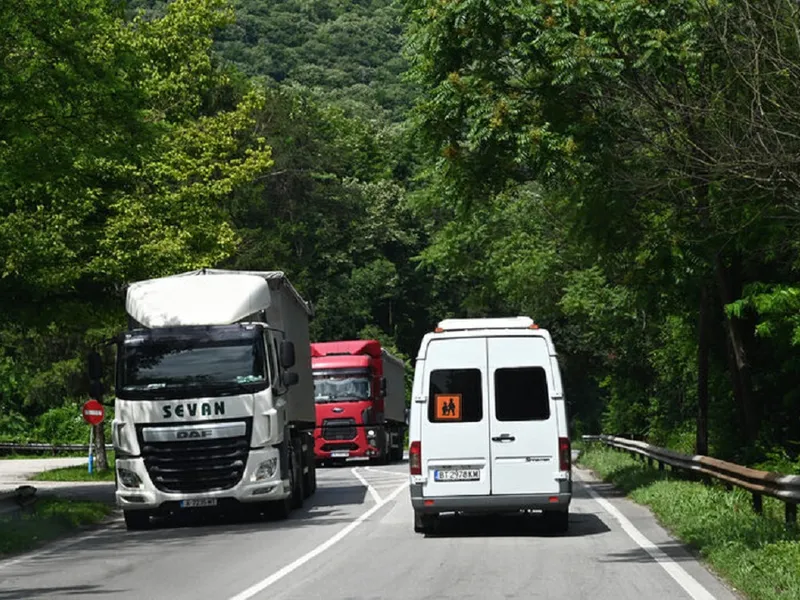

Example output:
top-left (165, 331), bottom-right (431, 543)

top-left (0, 460), bottom-right (741, 600)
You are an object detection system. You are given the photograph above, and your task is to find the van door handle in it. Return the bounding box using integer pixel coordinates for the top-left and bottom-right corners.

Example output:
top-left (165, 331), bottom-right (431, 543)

top-left (492, 434), bottom-right (515, 442)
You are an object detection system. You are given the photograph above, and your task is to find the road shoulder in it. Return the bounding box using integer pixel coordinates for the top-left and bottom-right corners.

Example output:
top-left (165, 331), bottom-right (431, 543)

top-left (574, 465), bottom-right (744, 600)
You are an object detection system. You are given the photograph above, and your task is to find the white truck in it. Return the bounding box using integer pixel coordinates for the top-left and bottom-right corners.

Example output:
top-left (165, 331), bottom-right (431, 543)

top-left (90, 268), bottom-right (317, 530)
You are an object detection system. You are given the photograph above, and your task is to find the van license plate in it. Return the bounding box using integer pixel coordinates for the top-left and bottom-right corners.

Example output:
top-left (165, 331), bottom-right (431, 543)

top-left (331, 450), bottom-right (350, 458)
top-left (434, 469), bottom-right (480, 482)
top-left (180, 498), bottom-right (217, 508)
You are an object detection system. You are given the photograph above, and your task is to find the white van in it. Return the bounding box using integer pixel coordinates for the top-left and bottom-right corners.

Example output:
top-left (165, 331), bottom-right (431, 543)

top-left (407, 317), bottom-right (572, 534)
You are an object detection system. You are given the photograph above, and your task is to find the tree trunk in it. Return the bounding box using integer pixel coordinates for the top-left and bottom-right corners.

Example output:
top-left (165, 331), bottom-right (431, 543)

top-left (715, 253), bottom-right (759, 443)
top-left (93, 422), bottom-right (108, 471)
top-left (696, 284), bottom-right (710, 455)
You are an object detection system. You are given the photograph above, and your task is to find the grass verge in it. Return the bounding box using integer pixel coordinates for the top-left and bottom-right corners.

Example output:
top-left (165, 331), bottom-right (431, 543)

top-left (579, 445), bottom-right (800, 600)
top-left (31, 452), bottom-right (116, 482)
top-left (0, 497), bottom-right (113, 557)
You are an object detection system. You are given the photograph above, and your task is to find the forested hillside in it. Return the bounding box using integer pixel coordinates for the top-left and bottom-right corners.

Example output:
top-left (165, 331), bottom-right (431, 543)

top-left (127, 0), bottom-right (414, 122)
top-left (3, 0), bottom-right (800, 475)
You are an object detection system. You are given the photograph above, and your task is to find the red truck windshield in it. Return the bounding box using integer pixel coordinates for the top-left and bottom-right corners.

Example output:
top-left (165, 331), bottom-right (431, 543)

top-left (313, 370), bottom-right (371, 403)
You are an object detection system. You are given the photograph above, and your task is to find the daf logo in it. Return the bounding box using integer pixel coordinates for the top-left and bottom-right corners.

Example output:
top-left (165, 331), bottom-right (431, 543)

top-left (176, 430), bottom-right (213, 440)
top-left (332, 407), bottom-right (344, 413)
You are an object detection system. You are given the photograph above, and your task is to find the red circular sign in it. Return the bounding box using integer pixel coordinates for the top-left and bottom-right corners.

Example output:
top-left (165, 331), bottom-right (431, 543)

top-left (82, 399), bottom-right (105, 425)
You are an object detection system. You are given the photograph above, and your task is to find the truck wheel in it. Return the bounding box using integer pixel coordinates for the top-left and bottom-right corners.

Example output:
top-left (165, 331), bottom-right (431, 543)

top-left (270, 496), bottom-right (292, 520)
top-left (292, 445), bottom-right (304, 509)
top-left (124, 509), bottom-right (152, 531)
top-left (269, 466), bottom-right (294, 520)
top-left (303, 433), bottom-right (315, 498)
top-left (390, 434), bottom-right (403, 462)
top-left (269, 445), bottom-right (296, 520)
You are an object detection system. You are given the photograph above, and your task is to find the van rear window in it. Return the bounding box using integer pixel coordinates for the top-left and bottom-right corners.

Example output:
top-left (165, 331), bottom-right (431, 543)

top-left (494, 367), bottom-right (550, 421)
top-left (428, 369), bottom-right (483, 423)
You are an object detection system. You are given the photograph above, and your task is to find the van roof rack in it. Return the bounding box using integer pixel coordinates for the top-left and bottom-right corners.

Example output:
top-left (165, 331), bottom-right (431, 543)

top-left (434, 316), bottom-right (538, 332)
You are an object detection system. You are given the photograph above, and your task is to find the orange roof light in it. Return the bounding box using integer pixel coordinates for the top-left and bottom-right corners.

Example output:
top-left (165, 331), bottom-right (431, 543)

top-left (529, 323), bottom-right (539, 329)
top-left (434, 327), bottom-right (444, 333)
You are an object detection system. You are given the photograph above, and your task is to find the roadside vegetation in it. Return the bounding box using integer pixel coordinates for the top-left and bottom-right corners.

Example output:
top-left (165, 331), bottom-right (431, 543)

top-left (580, 445), bottom-right (800, 600)
top-left (0, 497), bottom-right (113, 557)
top-left (31, 453), bottom-right (116, 482)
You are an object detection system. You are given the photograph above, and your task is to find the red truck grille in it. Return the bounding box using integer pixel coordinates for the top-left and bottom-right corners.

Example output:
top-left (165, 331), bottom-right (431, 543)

top-left (321, 418), bottom-right (357, 441)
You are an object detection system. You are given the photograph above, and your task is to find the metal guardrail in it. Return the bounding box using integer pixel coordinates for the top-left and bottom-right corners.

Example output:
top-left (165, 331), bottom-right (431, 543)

top-left (0, 442), bottom-right (113, 455)
top-left (583, 434), bottom-right (800, 526)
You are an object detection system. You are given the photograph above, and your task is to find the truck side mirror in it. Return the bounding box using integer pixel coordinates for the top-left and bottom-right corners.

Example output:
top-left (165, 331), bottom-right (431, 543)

top-left (88, 351), bottom-right (103, 381)
top-left (89, 380), bottom-right (105, 401)
top-left (380, 377), bottom-right (387, 396)
top-left (282, 371), bottom-right (299, 387)
top-left (404, 407), bottom-right (410, 426)
top-left (280, 341), bottom-right (295, 369)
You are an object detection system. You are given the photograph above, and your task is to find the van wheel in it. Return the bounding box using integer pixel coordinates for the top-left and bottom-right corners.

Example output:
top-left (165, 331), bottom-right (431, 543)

top-left (414, 511), bottom-right (437, 534)
top-left (545, 509), bottom-right (569, 534)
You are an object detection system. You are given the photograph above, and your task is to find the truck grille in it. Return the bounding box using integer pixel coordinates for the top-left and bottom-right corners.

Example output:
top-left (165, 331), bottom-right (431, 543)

top-left (322, 418), bottom-right (357, 441)
top-left (137, 419), bottom-right (252, 494)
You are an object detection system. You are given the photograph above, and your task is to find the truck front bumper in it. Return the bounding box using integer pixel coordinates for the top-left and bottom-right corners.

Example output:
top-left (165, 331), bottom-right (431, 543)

top-left (114, 448), bottom-right (290, 511)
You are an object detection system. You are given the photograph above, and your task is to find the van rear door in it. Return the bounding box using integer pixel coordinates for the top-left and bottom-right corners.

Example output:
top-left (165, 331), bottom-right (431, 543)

top-left (420, 337), bottom-right (490, 497)
top-left (487, 336), bottom-right (559, 496)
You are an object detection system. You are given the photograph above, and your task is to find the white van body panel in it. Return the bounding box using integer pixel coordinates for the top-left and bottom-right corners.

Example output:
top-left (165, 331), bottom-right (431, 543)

top-left (487, 335), bottom-right (559, 496)
top-left (419, 336), bottom-right (491, 497)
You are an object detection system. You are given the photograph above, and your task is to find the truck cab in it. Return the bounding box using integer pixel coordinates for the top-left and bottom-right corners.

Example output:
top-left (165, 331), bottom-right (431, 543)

top-left (91, 269), bottom-right (318, 530)
top-left (312, 340), bottom-right (406, 465)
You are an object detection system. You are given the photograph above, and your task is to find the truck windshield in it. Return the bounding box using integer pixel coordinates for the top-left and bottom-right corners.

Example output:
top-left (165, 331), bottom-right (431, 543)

top-left (313, 372), bottom-right (371, 402)
top-left (117, 326), bottom-right (268, 400)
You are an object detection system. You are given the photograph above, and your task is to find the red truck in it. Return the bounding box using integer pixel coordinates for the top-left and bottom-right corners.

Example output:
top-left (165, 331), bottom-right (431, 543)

top-left (311, 340), bottom-right (407, 465)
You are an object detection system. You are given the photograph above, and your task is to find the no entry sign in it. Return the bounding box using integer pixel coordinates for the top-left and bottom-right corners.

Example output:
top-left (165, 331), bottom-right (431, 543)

top-left (82, 399), bottom-right (105, 426)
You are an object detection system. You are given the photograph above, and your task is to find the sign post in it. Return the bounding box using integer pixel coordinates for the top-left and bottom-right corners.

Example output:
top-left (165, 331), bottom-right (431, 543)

top-left (82, 399), bottom-right (105, 475)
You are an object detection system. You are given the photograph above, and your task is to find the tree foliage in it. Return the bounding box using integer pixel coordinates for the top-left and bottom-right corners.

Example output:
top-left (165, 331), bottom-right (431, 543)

top-left (403, 0), bottom-right (800, 462)
top-left (5, 0), bottom-right (800, 473)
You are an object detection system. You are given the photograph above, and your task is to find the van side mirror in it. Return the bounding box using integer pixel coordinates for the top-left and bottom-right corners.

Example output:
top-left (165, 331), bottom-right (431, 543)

top-left (88, 351), bottom-right (103, 381)
top-left (380, 377), bottom-right (387, 397)
top-left (282, 371), bottom-right (299, 387)
top-left (280, 341), bottom-right (295, 369)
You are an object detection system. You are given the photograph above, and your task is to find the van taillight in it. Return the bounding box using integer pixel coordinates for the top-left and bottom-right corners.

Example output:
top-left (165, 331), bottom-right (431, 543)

top-left (409, 441), bottom-right (422, 475)
top-left (559, 437), bottom-right (570, 471)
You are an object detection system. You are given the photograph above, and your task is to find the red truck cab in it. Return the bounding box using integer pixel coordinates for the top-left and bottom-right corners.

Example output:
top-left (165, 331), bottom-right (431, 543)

top-left (311, 340), bottom-right (406, 465)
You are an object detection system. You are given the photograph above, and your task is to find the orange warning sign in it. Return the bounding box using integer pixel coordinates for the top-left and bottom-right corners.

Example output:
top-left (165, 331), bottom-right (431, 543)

top-left (434, 394), bottom-right (462, 421)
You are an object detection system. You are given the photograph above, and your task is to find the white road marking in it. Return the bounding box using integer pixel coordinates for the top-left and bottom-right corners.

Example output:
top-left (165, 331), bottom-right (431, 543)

top-left (228, 480), bottom-right (409, 600)
top-left (576, 471), bottom-right (717, 600)
top-left (351, 468), bottom-right (382, 504)
top-left (363, 467), bottom-right (409, 478)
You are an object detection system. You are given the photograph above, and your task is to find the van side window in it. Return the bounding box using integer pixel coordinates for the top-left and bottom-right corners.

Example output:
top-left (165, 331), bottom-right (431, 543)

top-left (494, 367), bottom-right (550, 421)
top-left (428, 369), bottom-right (483, 423)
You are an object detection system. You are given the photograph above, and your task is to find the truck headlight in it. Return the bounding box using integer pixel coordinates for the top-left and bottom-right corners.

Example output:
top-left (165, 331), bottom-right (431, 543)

top-left (253, 458), bottom-right (278, 482)
top-left (367, 429), bottom-right (375, 437)
top-left (118, 468), bottom-right (142, 488)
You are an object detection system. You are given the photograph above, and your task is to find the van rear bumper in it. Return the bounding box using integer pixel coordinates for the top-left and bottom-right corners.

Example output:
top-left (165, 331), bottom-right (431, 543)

top-left (410, 483), bottom-right (571, 514)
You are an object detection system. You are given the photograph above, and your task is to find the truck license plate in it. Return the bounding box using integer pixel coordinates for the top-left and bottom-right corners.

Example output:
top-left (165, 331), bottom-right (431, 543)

top-left (331, 450), bottom-right (350, 458)
top-left (434, 469), bottom-right (480, 482)
top-left (180, 498), bottom-right (218, 508)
